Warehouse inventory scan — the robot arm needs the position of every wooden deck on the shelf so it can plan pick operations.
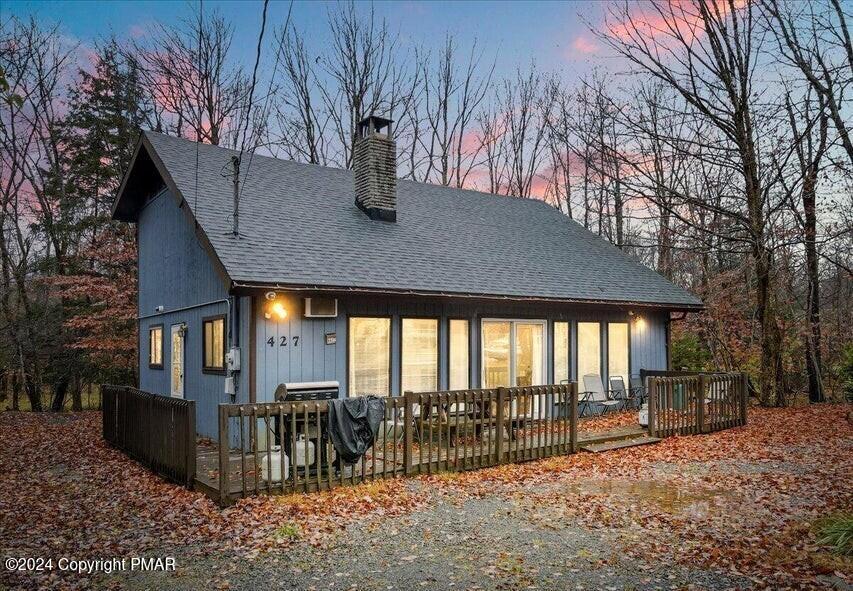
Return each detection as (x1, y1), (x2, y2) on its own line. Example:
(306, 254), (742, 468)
(194, 423), (650, 502)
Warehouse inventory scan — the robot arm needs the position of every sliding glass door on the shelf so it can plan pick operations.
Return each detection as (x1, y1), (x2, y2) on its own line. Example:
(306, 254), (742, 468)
(481, 320), (546, 389)
(482, 321), (511, 388)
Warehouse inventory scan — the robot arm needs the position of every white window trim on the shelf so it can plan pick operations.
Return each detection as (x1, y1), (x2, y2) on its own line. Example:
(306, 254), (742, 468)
(480, 318), (548, 388)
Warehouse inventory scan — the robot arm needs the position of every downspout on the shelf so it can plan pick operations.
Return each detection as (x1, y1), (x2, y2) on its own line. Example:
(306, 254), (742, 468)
(230, 295), (239, 403)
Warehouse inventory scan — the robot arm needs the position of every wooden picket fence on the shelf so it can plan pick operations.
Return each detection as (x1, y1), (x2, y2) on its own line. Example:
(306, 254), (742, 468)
(214, 383), (578, 506)
(101, 375), (751, 507)
(102, 385), (196, 486)
(646, 373), (748, 438)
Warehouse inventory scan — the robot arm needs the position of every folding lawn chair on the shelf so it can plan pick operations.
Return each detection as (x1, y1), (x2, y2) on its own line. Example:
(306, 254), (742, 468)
(581, 374), (623, 417)
(609, 376), (636, 410)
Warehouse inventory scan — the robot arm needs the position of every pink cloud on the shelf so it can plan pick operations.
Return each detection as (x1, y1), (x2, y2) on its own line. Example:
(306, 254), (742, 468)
(606, 0), (747, 48)
(129, 24), (148, 39)
(571, 35), (597, 55)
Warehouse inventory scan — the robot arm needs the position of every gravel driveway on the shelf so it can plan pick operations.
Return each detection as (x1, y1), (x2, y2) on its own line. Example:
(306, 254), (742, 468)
(114, 480), (749, 591)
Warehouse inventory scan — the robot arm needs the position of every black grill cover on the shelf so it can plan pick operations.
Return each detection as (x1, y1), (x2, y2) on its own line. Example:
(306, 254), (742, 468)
(327, 396), (386, 465)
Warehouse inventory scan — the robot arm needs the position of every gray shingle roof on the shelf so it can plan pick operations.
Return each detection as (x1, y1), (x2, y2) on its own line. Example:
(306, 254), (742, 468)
(124, 131), (701, 309)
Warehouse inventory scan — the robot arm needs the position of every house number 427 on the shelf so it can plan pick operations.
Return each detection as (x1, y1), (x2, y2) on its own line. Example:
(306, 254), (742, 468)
(267, 336), (299, 347)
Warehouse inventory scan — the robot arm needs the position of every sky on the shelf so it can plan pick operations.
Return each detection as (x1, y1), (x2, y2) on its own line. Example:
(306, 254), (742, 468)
(3, 0), (616, 84)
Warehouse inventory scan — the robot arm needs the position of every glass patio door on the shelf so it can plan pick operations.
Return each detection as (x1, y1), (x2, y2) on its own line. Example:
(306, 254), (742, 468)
(481, 319), (546, 392)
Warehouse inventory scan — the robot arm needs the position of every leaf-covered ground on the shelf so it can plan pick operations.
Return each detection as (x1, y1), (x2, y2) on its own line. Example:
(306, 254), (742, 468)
(0, 405), (850, 590)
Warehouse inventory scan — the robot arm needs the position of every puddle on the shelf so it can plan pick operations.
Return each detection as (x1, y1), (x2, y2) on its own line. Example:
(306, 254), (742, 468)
(562, 478), (726, 517)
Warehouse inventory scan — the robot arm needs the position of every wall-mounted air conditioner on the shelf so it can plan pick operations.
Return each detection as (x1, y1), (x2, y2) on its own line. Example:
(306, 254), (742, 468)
(304, 297), (338, 318)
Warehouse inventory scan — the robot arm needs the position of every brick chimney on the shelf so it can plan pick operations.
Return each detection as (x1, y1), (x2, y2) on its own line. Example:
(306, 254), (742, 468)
(354, 115), (396, 222)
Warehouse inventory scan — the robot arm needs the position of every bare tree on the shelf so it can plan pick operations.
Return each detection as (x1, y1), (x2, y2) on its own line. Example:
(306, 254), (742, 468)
(544, 81), (576, 217)
(319, 3), (411, 169)
(411, 35), (494, 187)
(132, 7), (248, 146)
(0, 17), (75, 410)
(777, 88), (830, 402)
(762, 0), (853, 167)
(479, 66), (555, 198)
(597, 0), (792, 405)
(272, 28), (331, 164)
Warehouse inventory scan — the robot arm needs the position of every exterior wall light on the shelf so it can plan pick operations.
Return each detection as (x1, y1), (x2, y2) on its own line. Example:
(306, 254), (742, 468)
(265, 300), (288, 321)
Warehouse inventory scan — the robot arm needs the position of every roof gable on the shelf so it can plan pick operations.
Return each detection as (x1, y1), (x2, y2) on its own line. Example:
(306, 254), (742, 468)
(113, 131), (702, 309)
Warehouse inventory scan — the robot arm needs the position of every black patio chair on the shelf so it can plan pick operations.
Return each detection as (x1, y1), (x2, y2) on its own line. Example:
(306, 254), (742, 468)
(630, 375), (647, 405)
(608, 376), (635, 410)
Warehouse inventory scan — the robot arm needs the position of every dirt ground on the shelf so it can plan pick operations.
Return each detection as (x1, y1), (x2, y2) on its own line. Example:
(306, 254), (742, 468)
(1, 405), (850, 590)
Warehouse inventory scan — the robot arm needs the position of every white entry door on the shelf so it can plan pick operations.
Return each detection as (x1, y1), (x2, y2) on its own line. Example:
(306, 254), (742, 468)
(170, 324), (185, 398)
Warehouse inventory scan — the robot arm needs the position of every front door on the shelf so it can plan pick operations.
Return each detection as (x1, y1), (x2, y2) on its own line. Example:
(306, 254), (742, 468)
(170, 324), (185, 398)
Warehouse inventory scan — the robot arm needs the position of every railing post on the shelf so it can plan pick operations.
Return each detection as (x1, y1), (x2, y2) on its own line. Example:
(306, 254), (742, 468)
(647, 377), (657, 438)
(495, 388), (507, 464)
(403, 391), (414, 476)
(218, 404), (230, 507)
(186, 400), (196, 487)
(740, 372), (749, 425)
(698, 374), (707, 434)
(569, 382), (578, 453)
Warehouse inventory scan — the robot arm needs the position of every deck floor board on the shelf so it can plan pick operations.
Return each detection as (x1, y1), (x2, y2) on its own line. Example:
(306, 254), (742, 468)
(194, 423), (650, 502)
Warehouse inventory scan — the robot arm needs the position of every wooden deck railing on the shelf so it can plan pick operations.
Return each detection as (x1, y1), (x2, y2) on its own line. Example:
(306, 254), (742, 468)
(102, 385), (196, 486)
(216, 383), (578, 506)
(647, 372), (748, 438)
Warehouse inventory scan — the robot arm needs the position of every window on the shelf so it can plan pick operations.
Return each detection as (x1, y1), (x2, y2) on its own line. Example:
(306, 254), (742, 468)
(401, 318), (439, 393)
(481, 320), (546, 388)
(348, 317), (391, 396)
(448, 319), (469, 390)
(149, 325), (163, 368)
(202, 316), (226, 372)
(553, 321), (569, 384)
(608, 322), (630, 388)
(577, 321), (601, 380)
(482, 321), (510, 388)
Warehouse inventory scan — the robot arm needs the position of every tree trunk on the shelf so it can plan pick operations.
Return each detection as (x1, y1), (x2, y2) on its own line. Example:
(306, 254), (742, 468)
(72, 376), (83, 412)
(657, 202), (673, 280)
(51, 379), (69, 412)
(743, 130), (784, 407)
(802, 172), (824, 403)
(11, 372), (20, 411)
(25, 378), (42, 412)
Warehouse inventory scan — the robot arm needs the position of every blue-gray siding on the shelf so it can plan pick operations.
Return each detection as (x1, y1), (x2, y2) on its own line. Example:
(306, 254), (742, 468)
(137, 189), (250, 437)
(253, 294), (669, 402)
(135, 190), (669, 440)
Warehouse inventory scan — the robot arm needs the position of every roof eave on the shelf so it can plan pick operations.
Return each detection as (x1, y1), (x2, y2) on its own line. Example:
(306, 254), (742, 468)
(230, 280), (704, 312)
(111, 134), (147, 221)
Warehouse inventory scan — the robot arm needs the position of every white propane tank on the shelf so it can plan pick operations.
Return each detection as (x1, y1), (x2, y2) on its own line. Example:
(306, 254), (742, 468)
(260, 446), (289, 483)
(638, 403), (649, 427)
(294, 435), (315, 467)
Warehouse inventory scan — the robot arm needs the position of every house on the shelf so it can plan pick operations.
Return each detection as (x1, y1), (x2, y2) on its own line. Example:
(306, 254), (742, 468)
(112, 116), (702, 440)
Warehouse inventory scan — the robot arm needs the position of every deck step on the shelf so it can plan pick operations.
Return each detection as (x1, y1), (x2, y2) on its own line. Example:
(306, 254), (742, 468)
(580, 436), (661, 453)
(577, 425), (648, 446)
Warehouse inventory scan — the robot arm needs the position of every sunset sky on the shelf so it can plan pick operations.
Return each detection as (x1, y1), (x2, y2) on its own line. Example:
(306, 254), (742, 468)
(4, 1), (614, 83)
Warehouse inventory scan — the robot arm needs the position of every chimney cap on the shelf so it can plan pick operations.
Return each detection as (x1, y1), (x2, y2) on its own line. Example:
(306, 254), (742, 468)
(358, 115), (393, 138)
